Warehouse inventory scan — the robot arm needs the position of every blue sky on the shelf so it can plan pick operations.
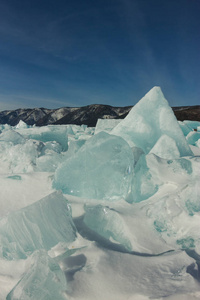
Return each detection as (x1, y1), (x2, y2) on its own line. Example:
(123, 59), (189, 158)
(0, 0), (199, 111)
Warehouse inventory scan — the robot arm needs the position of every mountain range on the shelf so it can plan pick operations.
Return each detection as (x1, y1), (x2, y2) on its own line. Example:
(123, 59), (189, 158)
(0, 104), (199, 127)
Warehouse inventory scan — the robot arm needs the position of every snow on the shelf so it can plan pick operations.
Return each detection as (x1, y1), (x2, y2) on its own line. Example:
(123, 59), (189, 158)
(0, 86), (200, 300)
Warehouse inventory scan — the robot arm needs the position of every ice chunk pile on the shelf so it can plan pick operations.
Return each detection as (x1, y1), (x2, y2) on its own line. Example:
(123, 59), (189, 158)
(178, 121), (192, 136)
(0, 123), (91, 173)
(0, 86), (200, 300)
(186, 130), (200, 146)
(129, 153), (194, 203)
(183, 120), (200, 131)
(0, 128), (26, 145)
(15, 125), (69, 151)
(146, 178), (200, 251)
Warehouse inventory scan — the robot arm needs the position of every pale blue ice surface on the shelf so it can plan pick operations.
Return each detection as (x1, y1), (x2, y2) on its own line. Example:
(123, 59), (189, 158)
(53, 131), (134, 201)
(112, 87), (192, 158)
(0, 87), (200, 299)
(6, 250), (67, 300)
(0, 192), (76, 260)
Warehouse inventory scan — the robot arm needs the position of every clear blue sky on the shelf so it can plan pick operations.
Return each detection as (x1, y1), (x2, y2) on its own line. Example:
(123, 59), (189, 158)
(0, 0), (199, 111)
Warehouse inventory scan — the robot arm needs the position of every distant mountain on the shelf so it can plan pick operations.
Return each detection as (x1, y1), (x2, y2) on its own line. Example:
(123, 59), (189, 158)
(0, 104), (199, 127)
(172, 105), (200, 122)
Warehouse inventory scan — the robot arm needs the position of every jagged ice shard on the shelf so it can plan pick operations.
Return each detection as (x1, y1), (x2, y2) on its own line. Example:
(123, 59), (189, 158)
(83, 205), (133, 251)
(0, 192), (76, 260)
(6, 250), (67, 300)
(53, 131), (134, 200)
(0, 86), (200, 300)
(111, 87), (192, 158)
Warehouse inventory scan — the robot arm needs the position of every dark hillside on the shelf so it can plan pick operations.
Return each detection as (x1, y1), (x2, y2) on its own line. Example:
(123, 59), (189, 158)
(0, 105), (199, 127)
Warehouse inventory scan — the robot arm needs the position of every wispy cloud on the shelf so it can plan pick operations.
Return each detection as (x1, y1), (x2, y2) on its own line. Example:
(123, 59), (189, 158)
(0, 0), (198, 109)
(0, 1), (102, 62)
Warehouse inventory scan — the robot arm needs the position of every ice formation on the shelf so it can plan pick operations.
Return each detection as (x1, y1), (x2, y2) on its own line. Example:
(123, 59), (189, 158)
(0, 87), (200, 300)
(178, 121), (192, 136)
(83, 204), (133, 251)
(0, 192), (76, 260)
(95, 118), (121, 134)
(53, 131), (134, 200)
(15, 125), (69, 151)
(186, 131), (200, 146)
(6, 250), (67, 300)
(111, 87), (193, 158)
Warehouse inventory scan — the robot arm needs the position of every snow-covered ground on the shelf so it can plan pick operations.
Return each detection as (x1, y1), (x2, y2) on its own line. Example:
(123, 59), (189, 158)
(0, 87), (200, 300)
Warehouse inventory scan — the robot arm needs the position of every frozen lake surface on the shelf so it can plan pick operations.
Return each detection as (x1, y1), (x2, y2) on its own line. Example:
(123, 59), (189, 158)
(0, 87), (200, 300)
